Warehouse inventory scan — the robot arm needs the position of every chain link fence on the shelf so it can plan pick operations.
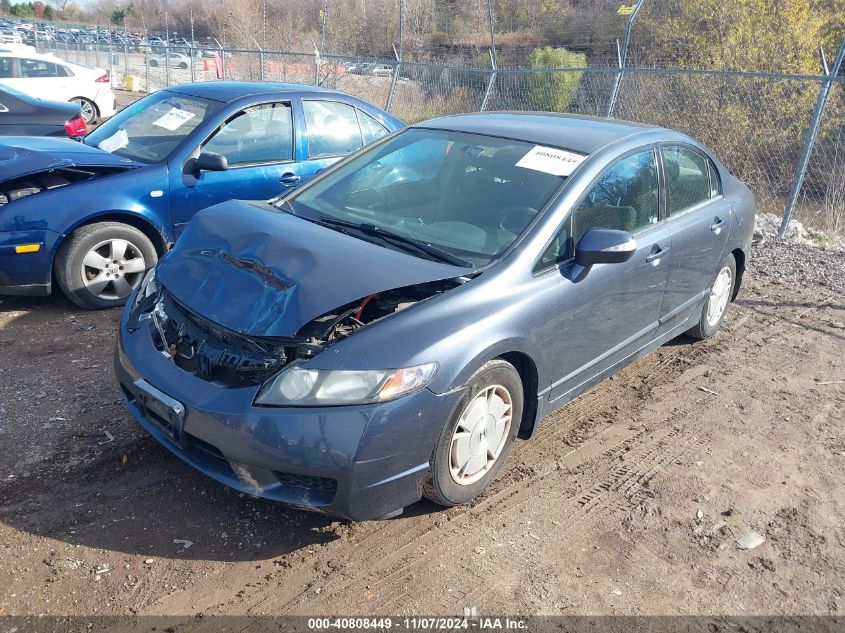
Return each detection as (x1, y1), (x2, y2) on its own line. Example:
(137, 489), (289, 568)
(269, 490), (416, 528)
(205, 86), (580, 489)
(29, 0), (845, 237)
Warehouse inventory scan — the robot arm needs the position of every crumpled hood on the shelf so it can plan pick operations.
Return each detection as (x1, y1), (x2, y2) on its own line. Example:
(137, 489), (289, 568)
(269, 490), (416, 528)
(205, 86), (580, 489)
(157, 201), (472, 338)
(0, 137), (141, 177)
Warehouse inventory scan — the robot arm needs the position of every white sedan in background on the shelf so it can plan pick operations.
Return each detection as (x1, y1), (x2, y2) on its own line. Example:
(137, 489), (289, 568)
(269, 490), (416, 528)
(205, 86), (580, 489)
(0, 50), (116, 123)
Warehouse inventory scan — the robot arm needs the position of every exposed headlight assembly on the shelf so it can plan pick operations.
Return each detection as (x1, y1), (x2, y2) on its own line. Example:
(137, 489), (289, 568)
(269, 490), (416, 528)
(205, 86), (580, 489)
(134, 267), (158, 305)
(255, 363), (437, 407)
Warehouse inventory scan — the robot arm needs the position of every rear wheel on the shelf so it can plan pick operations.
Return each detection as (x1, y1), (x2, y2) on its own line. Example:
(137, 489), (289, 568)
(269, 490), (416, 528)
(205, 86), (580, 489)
(178, 61), (188, 69)
(148, 59), (158, 67)
(423, 359), (522, 507)
(687, 253), (736, 340)
(55, 222), (157, 310)
(70, 97), (97, 124)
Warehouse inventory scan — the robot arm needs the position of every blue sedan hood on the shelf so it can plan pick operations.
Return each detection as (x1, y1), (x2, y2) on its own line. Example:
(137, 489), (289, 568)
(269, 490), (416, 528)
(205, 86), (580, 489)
(157, 201), (471, 338)
(0, 137), (141, 175)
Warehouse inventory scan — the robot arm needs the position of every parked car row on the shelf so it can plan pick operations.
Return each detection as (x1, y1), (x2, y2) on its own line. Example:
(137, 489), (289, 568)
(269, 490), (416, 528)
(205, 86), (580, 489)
(1, 18), (222, 58)
(0, 79), (755, 521)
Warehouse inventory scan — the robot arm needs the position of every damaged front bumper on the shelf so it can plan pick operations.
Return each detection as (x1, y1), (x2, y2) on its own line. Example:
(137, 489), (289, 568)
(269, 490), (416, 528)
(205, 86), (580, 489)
(115, 304), (463, 520)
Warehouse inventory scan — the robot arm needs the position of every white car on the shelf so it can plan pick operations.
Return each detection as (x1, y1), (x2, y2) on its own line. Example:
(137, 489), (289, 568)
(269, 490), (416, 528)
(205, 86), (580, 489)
(0, 29), (23, 45)
(0, 51), (116, 123)
(371, 63), (394, 77)
(145, 50), (192, 69)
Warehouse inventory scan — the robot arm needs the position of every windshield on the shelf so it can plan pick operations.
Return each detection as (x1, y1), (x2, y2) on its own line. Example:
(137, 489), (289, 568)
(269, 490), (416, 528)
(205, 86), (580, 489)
(84, 90), (221, 163)
(282, 128), (574, 266)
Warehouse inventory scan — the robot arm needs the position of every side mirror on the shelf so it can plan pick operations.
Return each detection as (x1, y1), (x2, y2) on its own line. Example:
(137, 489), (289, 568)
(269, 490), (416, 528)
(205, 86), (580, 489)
(569, 228), (636, 282)
(186, 151), (228, 176)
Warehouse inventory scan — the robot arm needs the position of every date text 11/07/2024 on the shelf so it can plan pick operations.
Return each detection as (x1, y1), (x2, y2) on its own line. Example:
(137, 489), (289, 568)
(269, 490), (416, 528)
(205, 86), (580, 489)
(307, 617), (529, 630)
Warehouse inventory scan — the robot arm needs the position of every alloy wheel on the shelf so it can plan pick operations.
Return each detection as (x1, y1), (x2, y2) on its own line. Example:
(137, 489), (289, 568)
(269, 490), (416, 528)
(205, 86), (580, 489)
(80, 238), (147, 300)
(71, 98), (96, 123)
(449, 384), (513, 486)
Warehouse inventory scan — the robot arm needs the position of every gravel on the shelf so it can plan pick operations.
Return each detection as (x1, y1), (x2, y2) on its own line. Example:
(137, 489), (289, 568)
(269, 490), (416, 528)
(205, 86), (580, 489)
(751, 213), (845, 294)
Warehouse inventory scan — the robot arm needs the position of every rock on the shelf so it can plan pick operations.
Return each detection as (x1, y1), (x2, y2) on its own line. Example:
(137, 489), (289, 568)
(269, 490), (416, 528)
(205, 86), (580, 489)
(143, 558), (154, 565)
(696, 510), (704, 520)
(736, 531), (766, 550)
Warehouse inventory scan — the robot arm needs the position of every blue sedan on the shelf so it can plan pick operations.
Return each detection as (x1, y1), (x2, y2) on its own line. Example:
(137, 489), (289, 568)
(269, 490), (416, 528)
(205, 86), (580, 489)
(0, 81), (403, 308)
(116, 112), (755, 520)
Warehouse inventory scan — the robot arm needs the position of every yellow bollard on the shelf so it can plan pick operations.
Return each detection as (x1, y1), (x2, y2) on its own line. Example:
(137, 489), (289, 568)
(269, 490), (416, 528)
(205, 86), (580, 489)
(125, 75), (140, 92)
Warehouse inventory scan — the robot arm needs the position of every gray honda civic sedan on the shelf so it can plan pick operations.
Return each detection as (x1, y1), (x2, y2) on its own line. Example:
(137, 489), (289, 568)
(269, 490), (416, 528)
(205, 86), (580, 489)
(116, 112), (755, 520)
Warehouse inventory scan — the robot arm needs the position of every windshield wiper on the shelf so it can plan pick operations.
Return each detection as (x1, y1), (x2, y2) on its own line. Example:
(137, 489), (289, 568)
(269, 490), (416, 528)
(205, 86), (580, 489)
(316, 216), (472, 267)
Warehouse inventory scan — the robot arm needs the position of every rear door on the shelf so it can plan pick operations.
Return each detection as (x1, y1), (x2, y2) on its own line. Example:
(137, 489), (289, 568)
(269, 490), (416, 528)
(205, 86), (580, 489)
(297, 98), (390, 182)
(658, 144), (732, 331)
(169, 100), (307, 235)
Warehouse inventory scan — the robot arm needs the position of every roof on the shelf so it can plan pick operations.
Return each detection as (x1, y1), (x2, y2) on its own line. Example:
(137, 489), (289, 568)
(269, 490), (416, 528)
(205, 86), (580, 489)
(414, 112), (664, 155)
(166, 81), (335, 102)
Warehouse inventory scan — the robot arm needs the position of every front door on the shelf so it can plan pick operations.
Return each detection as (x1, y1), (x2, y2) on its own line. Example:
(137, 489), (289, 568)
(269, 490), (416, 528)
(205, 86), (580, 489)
(658, 144), (732, 330)
(168, 101), (306, 236)
(538, 148), (673, 402)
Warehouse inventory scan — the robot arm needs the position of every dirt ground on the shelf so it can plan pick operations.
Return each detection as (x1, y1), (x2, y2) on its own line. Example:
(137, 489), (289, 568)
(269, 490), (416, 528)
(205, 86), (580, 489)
(0, 229), (843, 618)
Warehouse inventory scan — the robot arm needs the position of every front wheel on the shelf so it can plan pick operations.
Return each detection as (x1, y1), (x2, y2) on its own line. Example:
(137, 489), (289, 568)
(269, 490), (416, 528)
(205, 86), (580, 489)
(687, 253), (736, 340)
(55, 222), (158, 310)
(423, 359), (523, 507)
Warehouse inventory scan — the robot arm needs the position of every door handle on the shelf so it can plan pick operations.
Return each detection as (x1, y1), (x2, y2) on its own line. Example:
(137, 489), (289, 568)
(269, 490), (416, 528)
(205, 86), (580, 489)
(710, 217), (726, 232)
(279, 173), (301, 185)
(645, 245), (669, 264)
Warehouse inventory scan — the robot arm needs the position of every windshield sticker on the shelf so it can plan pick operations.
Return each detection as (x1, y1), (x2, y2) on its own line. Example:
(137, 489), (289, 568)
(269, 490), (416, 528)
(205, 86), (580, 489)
(152, 107), (196, 131)
(516, 145), (585, 177)
(97, 128), (129, 153)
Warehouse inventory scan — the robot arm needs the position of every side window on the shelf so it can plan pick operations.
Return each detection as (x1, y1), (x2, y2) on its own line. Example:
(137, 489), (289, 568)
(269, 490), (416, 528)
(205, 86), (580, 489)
(535, 150), (658, 271)
(203, 102), (293, 166)
(19, 59), (62, 78)
(0, 58), (13, 78)
(357, 109), (390, 144)
(661, 145), (713, 216)
(303, 100), (363, 157)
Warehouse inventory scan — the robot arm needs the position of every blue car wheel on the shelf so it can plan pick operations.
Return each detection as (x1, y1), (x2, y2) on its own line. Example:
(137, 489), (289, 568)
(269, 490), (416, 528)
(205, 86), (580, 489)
(55, 222), (157, 310)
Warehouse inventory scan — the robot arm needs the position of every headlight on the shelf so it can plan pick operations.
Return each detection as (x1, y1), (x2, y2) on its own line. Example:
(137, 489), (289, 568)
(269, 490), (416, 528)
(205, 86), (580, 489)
(134, 267), (157, 305)
(254, 363), (437, 407)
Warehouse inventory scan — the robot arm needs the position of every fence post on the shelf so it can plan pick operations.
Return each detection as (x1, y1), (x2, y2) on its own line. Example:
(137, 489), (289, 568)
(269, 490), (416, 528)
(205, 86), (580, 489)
(606, 0), (645, 118)
(480, 0), (498, 111)
(779, 37), (845, 237)
(385, 0), (404, 112)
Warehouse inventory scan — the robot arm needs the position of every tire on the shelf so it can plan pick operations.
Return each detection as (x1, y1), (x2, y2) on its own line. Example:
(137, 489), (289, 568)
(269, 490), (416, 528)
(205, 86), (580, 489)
(178, 62), (188, 69)
(55, 222), (158, 310)
(423, 359), (523, 507)
(687, 253), (736, 340)
(70, 97), (98, 124)
(149, 59), (158, 67)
